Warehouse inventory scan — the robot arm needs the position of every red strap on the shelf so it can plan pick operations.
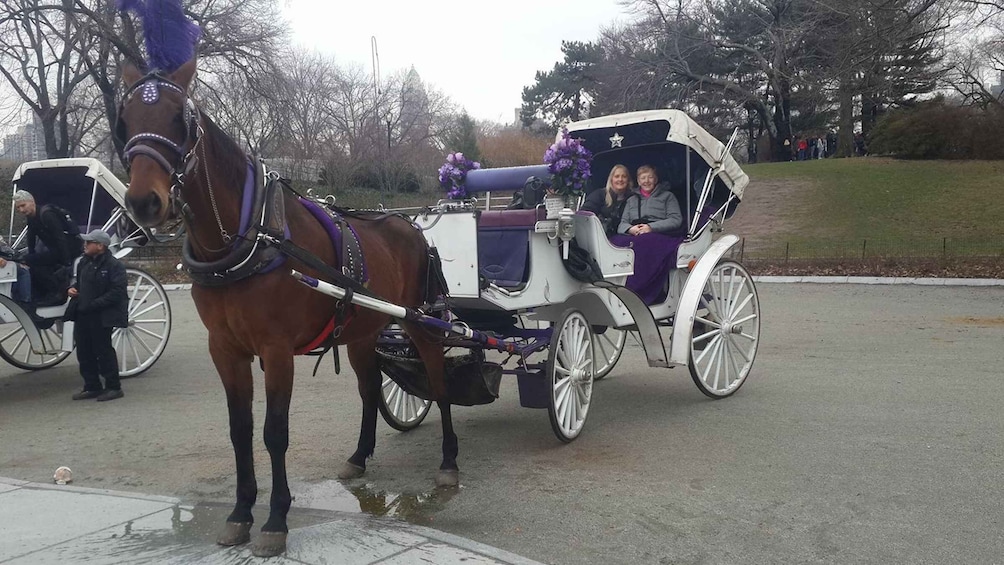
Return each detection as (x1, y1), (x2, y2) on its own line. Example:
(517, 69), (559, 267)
(294, 317), (336, 356)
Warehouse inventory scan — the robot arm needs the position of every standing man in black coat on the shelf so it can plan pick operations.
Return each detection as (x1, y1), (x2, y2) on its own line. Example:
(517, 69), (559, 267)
(68, 230), (128, 402)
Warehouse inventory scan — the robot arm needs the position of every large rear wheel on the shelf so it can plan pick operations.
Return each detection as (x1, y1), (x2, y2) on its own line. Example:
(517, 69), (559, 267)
(592, 327), (627, 381)
(688, 260), (760, 398)
(114, 268), (172, 377)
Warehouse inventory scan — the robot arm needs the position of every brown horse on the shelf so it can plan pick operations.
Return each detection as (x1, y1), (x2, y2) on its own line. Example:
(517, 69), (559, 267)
(118, 59), (456, 557)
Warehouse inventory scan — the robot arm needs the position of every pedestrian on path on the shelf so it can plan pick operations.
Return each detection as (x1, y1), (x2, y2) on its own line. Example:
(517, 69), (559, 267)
(67, 230), (128, 402)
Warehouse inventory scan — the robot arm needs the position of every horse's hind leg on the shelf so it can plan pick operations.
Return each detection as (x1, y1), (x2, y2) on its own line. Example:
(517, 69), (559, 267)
(401, 324), (458, 487)
(210, 343), (256, 547)
(338, 338), (382, 480)
(253, 348), (296, 557)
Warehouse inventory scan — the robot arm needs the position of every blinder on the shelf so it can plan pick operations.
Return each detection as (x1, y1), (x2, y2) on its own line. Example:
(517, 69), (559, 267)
(116, 72), (200, 180)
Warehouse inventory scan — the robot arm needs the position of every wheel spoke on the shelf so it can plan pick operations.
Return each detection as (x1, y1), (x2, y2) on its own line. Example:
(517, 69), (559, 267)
(693, 327), (718, 345)
(694, 333), (722, 366)
(130, 301), (164, 319)
(0, 326), (23, 344)
(729, 293), (755, 320)
(129, 287), (156, 315)
(132, 325), (165, 341)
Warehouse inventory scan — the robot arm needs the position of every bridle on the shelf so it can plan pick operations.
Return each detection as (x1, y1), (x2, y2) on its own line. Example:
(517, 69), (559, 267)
(116, 71), (232, 249)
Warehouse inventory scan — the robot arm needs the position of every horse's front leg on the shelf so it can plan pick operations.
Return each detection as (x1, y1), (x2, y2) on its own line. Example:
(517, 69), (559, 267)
(210, 341), (256, 548)
(337, 340), (381, 480)
(252, 347), (296, 557)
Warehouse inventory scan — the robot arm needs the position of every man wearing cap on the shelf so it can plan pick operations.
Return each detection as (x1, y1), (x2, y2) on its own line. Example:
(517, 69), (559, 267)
(67, 230), (128, 401)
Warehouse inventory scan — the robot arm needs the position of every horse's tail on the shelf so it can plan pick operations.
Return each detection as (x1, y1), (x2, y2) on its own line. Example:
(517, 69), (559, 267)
(424, 245), (449, 308)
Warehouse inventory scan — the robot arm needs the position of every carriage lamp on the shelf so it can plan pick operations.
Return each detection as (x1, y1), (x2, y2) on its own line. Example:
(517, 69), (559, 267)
(557, 207), (576, 259)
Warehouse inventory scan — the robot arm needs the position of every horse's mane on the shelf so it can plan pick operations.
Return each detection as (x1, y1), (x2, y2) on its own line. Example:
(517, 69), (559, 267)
(119, 0), (200, 72)
(200, 114), (247, 184)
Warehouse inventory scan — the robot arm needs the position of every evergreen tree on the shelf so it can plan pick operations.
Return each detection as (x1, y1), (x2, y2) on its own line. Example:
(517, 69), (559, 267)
(444, 112), (481, 163)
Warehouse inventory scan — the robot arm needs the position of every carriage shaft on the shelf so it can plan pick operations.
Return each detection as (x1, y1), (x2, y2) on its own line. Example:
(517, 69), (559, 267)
(291, 270), (517, 354)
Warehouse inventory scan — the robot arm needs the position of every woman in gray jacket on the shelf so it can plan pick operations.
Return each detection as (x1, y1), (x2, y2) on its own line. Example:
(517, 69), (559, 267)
(618, 165), (683, 235)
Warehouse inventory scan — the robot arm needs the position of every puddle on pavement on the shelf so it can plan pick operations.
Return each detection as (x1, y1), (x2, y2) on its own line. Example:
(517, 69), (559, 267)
(289, 479), (459, 525)
(44, 483), (457, 562)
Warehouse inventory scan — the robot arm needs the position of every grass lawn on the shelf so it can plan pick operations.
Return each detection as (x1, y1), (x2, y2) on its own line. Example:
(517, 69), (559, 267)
(745, 158), (1004, 241)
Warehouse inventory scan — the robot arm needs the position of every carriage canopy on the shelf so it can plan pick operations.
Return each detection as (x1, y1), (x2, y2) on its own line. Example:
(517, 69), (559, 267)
(10, 158), (126, 238)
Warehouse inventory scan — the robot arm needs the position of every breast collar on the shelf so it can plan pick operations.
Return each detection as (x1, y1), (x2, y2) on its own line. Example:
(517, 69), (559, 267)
(180, 158), (289, 286)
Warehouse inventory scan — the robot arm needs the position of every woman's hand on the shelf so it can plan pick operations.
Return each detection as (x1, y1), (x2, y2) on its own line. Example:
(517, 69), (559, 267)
(68, 287), (78, 298)
(630, 224), (652, 235)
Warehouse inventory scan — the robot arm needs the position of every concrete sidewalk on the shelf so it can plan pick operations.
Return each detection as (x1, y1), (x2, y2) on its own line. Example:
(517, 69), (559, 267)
(0, 477), (543, 565)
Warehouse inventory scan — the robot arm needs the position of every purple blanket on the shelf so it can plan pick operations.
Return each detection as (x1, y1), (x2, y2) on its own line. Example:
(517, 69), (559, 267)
(609, 232), (684, 304)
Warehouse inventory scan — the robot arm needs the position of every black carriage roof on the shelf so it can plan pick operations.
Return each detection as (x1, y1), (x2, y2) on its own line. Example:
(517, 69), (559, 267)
(11, 158), (125, 230)
(566, 110), (749, 199)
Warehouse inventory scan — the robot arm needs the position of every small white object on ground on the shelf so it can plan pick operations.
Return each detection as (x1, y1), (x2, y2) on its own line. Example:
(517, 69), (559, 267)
(53, 466), (72, 485)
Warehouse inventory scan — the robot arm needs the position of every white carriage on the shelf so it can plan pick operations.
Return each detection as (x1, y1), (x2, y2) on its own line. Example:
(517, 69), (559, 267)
(297, 110), (761, 442)
(0, 158), (174, 375)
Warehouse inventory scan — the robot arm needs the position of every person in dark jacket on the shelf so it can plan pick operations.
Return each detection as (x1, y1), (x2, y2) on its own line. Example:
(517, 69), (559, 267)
(13, 190), (81, 306)
(67, 230), (128, 402)
(581, 164), (633, 236)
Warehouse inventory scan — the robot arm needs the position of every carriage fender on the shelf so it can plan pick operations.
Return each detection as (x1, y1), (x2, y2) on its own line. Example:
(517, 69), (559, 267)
(668, 234), (740, 366)
(0, 294), (46, 353)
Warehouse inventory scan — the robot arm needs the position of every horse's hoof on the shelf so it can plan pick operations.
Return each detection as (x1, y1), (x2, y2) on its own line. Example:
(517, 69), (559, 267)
(216, 521), (252, 546)
(435, 469), (459, 487)
(251, 531), (287, 557)
(337, 461), (365, 480)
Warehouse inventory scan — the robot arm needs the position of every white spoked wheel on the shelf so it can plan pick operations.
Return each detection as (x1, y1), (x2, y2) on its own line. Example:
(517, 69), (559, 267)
(378, 375), (432, 432)
(114, 268), (172, 378)
(689, 260), (760, 398)
(547, 309), (595, 443)
(592, 328), (627, 381)
(0, 317), (71, 370)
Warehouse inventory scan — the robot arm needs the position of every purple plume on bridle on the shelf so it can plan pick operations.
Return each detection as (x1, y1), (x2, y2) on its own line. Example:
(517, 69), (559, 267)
(118, 0), (200, 72)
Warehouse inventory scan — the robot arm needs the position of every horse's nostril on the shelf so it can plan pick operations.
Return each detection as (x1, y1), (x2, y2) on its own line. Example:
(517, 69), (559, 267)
(145, 191), (162, 217)
(127, 191), (163, 224)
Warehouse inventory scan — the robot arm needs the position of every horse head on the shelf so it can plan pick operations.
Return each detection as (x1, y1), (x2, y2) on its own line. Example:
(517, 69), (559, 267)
(119, 59), (199, 227)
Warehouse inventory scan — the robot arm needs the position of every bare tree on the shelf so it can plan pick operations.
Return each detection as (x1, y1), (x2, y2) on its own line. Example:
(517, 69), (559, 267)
(0, 0), (289, 160)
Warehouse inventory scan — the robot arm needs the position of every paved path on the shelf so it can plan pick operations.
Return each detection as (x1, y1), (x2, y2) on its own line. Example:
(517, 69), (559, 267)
(0, 476), (542, 565)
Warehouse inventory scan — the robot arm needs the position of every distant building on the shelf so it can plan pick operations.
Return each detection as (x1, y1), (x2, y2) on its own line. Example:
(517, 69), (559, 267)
(992, 71), (1004, 99)
(1, 114), (46, 162)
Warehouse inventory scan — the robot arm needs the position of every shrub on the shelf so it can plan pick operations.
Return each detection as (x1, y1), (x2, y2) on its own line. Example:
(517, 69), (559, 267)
(870, 99), (1004, 160)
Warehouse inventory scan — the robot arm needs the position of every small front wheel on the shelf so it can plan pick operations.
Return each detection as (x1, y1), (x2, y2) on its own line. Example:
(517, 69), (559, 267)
(378, 375), (432, 432)
(547, 309), (595, 442)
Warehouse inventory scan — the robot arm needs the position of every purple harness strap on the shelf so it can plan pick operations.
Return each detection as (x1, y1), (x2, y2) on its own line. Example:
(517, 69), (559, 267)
(298, 198), (368, 283)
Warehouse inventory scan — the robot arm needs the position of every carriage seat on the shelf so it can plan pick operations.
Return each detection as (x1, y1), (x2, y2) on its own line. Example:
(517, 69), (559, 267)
(477, 209), (545, 289)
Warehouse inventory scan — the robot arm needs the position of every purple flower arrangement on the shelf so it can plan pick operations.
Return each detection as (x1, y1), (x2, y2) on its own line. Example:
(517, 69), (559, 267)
(438, 152), (481, 199)
(544, 128), (593, 198)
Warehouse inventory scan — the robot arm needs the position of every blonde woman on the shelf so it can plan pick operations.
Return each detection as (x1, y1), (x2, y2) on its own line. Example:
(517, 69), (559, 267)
(581, 164), (633, 235)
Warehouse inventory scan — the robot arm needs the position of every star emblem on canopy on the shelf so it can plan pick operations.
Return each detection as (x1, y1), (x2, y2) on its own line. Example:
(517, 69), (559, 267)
(609, 133), (624, 148)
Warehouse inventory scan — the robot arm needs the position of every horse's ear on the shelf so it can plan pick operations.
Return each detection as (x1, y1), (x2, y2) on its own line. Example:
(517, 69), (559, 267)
(172, 58), (198, 92)
(122, 63), (143, 88)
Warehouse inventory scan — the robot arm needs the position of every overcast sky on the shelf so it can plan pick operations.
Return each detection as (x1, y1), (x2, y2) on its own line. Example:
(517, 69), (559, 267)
(283, 0), (631, 124)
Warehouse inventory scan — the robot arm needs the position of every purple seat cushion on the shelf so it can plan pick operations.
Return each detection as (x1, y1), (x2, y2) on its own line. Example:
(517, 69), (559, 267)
(478, 229), (529, 287)
(480, 209), (543, 229)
